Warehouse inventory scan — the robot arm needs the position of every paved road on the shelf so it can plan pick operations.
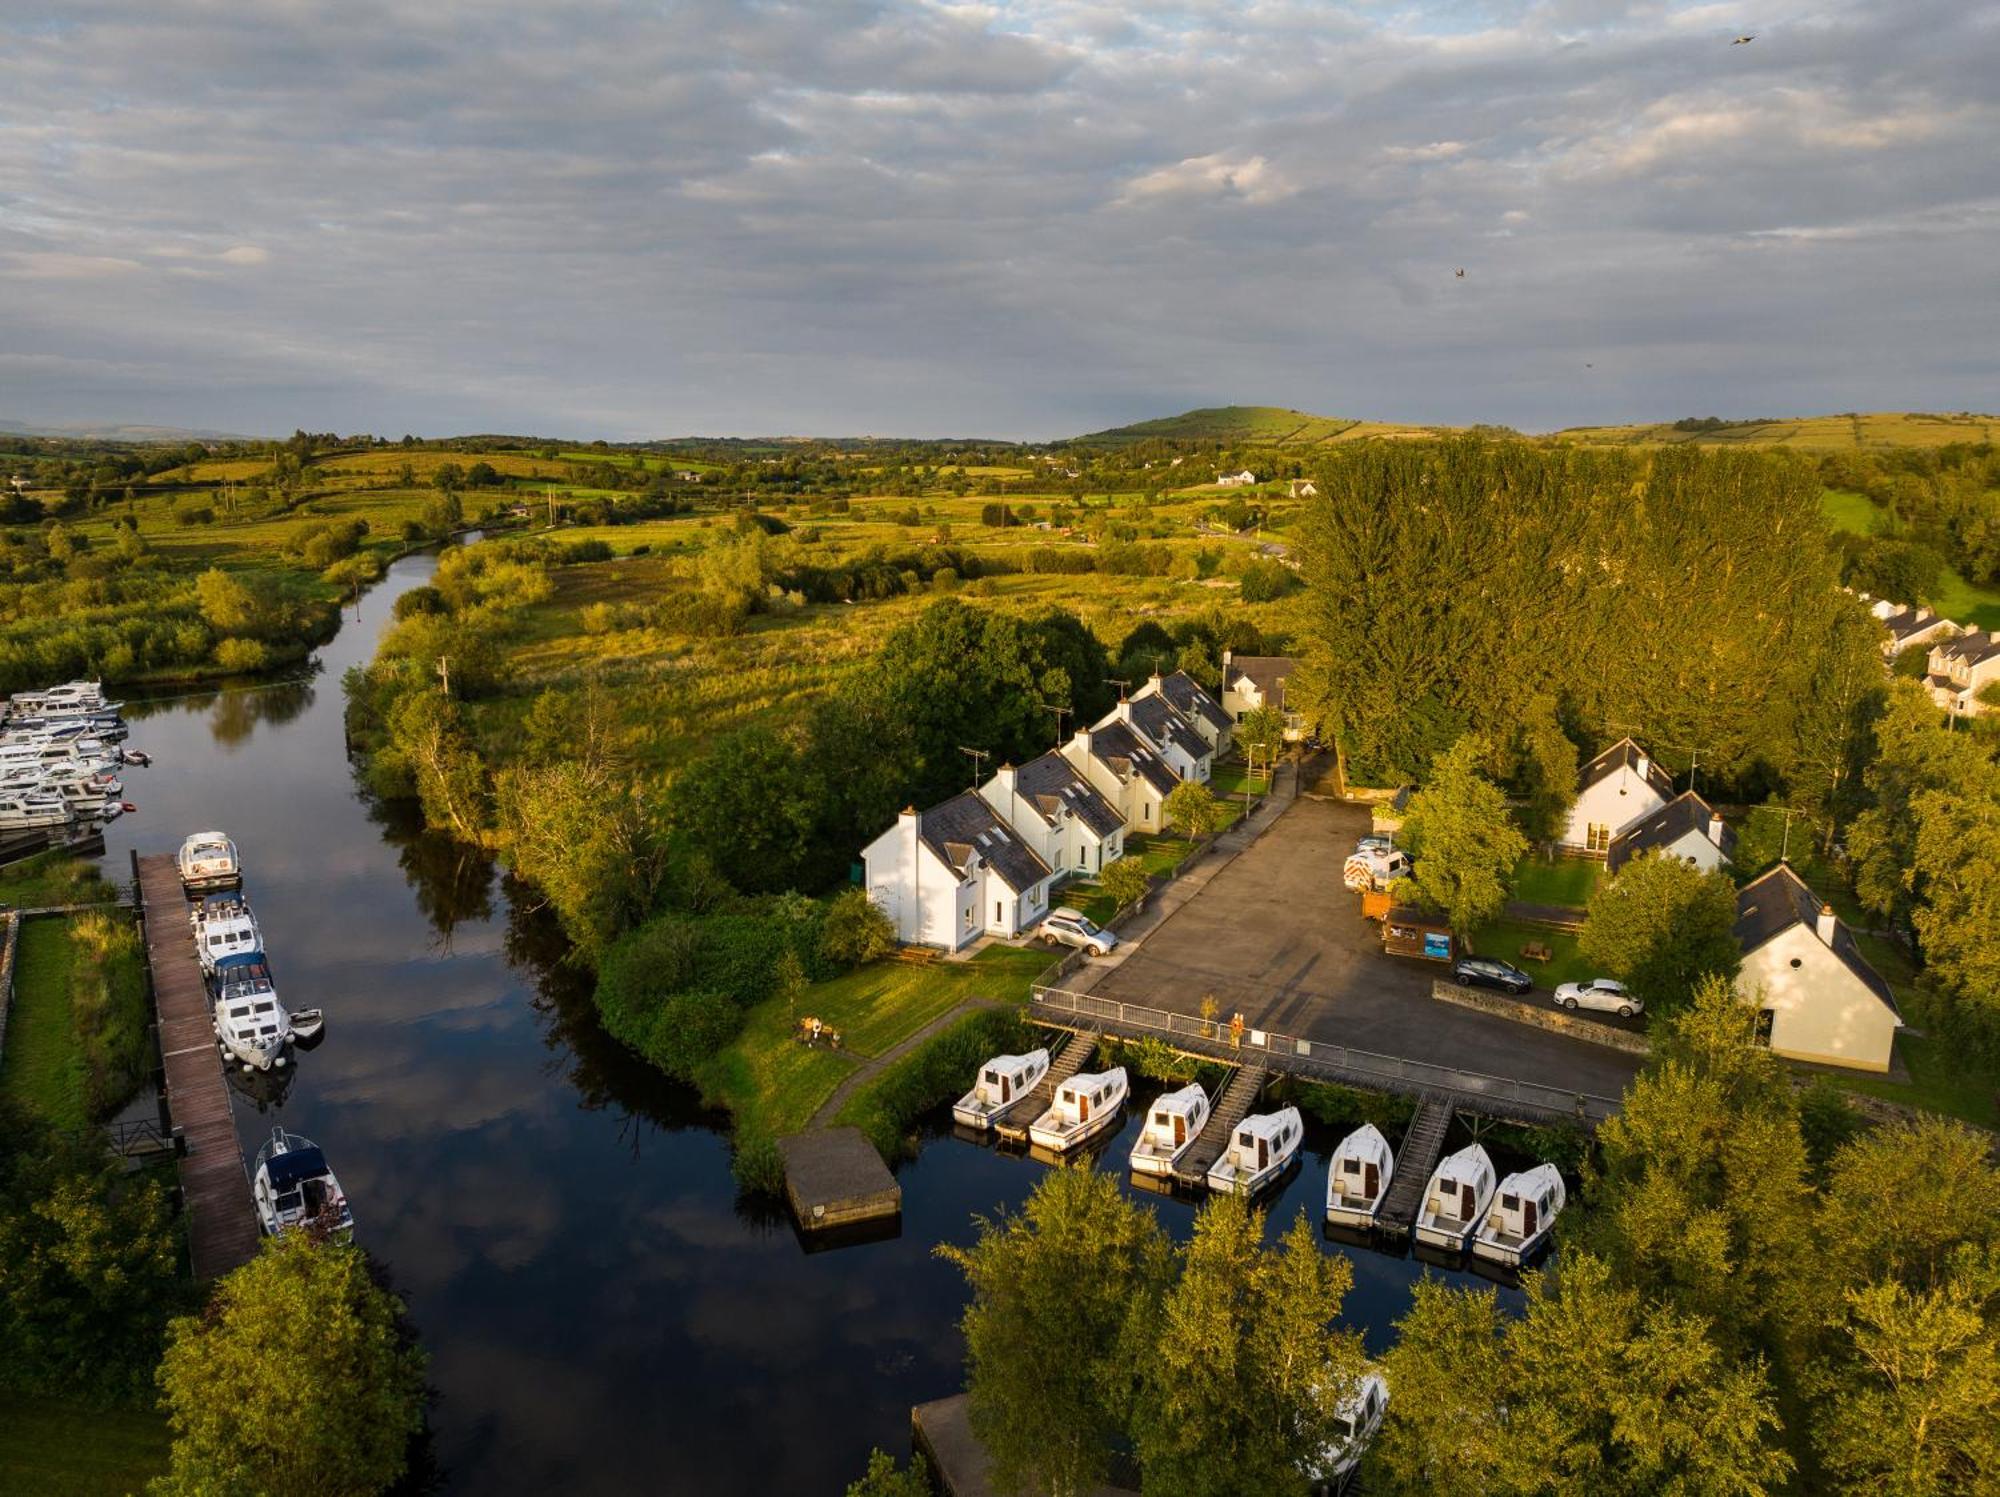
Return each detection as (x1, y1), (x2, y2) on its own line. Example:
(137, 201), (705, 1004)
(1074, 794), (1642, 1101)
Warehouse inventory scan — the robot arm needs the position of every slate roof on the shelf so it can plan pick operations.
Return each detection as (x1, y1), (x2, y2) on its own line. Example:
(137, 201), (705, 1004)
(920, 792), (1052, 894)
(1086, 720), (1180, 797)
(1934, 630), (2000, 668)
(1224, 655), (1298, 709)
(1124, 695), (1210, 765)
(1734, 865), (1900, 1019)
(1606, 791), (1737, 874)
(1577, 737), (1677, 801)
(1882, 607), (1956, 646)
(1154, 671), (1232, 734)
(1012, 751), (1123, 839)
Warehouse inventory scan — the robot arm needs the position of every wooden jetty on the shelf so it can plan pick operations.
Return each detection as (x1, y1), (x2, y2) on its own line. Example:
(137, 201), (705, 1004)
(779, 1126), (900, 1234)
(913, 1394), (1139, 1497)
(136, 853), (260, 1279)
(1170, 1063), (1268, 1189)
(1375, 1097), (1452, 1240)
(990, 1028), (1097, 1143)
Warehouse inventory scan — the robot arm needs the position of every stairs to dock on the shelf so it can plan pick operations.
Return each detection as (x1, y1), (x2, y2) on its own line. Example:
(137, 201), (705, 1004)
(1171, 1063), (1269, 1188)
(992, 1028), (1098, 1142)
(1377, 1096), (1453, 1237)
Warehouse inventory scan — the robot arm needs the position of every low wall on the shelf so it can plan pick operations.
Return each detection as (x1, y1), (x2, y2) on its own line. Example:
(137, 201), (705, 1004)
(1429, 979), (1652, 1058)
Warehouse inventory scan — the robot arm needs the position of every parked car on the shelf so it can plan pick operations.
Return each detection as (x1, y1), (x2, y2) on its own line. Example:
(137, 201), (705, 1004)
(1039, 908), (1117, 956)
(1453, 956), (1533, 995)
(1553, 978), (1641, 1017)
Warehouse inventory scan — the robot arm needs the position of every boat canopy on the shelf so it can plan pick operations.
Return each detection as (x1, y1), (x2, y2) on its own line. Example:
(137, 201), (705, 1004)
(266, 1146), (329, 1191)
(212, 951), (270, 974)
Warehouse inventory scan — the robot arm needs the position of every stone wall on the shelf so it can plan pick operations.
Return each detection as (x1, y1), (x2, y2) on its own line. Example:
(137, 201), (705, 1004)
(1430, 978), (1652, 1057)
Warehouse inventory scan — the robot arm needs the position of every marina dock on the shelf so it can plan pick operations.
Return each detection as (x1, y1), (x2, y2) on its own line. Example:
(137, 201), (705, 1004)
(1374, 1097), (1451, 1239)
(1169, 1063), (1268, 1189)
(136, 852), (260, 1279)
(778, 1126), (900, 1233)
(990, 1028), (1096, 1142)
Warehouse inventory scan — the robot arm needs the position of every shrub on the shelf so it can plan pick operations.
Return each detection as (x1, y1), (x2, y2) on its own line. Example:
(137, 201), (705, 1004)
(1238, 559), (1297, 602)
(214, 637), (270, 673)
(68, 911), (151, 1120)
(647, 990), (747, 1079)
(392, 585), (447, 620)
(1100, 857), (1151, 910)
(844, 1007), (1032, 1156)
(731, 1132), (786, 1197)
(1282, 1079), (1416, 1132)
(818, 889), (896, 971)
(172, 502), (214, 527)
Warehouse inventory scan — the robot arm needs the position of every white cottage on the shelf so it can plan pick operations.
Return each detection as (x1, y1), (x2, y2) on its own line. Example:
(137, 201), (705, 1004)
(1734, 865), (1900, 1073)
(1104, 695), (1213, 785)
(979, 751), (1126, 879)
(1561, 738), (1677, 855)
(1880, 605), (1960, 662)
(1926, 630), (2000, 718)
(1606, 791), (1735, 876)
(861, 792), (1056, 952)
(1059, 722), (1181, 834)
(1219, 650), (1306, 740)
(1132, 670), (1233, 754)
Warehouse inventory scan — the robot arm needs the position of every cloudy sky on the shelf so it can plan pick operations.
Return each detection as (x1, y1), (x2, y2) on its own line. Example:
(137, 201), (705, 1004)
(1, 0), (1994, 439)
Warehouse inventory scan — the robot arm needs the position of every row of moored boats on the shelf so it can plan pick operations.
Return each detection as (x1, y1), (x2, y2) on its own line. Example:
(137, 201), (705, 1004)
(956, 1049), (1566, 1266)
(0, 679), (146, 832)
(176, 829), (351, 1243)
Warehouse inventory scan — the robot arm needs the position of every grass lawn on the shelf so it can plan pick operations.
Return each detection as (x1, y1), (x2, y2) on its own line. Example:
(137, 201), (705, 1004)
(1819, 488), (1884, 536)
(1511, 855), (1599, 908)
(1125, 833), (1198, 878)
(0, 849), (118, 909)
(0, 918), (86, 1128)
(1466, 918), (1593, 989)
(1833, 1032), (2000, 1131)
(1211, 765), (1271, 799)
(0, 1396), (170, 1497)
(700, 944), (1052, 1139)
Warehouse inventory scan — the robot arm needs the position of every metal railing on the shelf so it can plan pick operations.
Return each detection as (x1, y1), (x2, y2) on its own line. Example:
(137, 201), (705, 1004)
(1031, 985), (1621, 1125)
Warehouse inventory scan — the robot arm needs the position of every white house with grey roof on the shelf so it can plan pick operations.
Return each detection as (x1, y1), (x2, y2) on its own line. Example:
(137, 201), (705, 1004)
(1606, 790), (1736, 876)
(1561, 737), (1678, 855)
(1879, 605), (1960, 662)
(1103, 696), (1213, 784)
(1734, 864), (1900, 1072)
(1925, 630), (2000, 717)
(1220, 650), (1306, 740)
(1133, 670), (1234, 754)
(979, 752), (1126, 878)
(1060, 720), (1181, 834)
(861, 792), (1056, 952)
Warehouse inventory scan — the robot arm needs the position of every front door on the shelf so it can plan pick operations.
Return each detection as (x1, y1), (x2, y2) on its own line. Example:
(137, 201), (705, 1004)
(1363, 1162), (1378, 1196)
(1523, 1199), (1538, 1235)
(1257, 1138), (1269, 1170)
(1078, 1094), (1090, 1123)
(1173, 1115), (1186, 1147)
(1460, 1183), (1475, 1219)
(998, 1077), (1010, 1103)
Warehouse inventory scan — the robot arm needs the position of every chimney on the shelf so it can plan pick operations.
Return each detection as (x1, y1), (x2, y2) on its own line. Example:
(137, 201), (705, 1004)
(1149, 671), (1164, 691)
(1222, 648), (1233, 680)
(1634, 750), (1650, 780)
(1817, 902), (1838, 946)
(1708, 811), (1725, 846)
(993, 763), (1016, 799)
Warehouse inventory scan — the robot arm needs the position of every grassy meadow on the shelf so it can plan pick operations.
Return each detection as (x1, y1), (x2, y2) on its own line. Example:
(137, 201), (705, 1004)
(0, 917), (87, 1129)
(1817, 485), (2000, 628)
(1559, 411), (2000, 450)
(0, 1396), (171, 1497)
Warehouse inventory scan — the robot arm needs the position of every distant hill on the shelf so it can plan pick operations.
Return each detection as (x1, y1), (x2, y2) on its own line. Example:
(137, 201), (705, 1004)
(1553, 412), (2000, 452)
(1074, 405), (1437, 446)
(0, 419), (258, 443)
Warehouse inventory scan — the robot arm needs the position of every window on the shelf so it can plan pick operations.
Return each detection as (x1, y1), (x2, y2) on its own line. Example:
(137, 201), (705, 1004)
(994, 900), (1003, 924)
(964, 906), (975, 931)
(1586, 822), (1610, 852)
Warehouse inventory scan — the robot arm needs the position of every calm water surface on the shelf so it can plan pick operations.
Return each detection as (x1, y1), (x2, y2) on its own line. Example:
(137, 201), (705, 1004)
(98, 548), (1517, 1495)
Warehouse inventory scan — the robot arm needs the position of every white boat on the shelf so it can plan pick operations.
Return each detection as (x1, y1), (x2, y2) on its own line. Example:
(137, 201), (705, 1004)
(178, 830), (240, 889)
(8, 681), (111, 717)
(5, 768), (122, 818)
(1207, 1105), (1304, 1196)
(253, 1127), (353, 1239)
(1307, 1372), (1389, 1490)
(1413, 1143), (1498, 1251)
(1128, 1082), (1211, 1177)
(1325, 1123), (1396, 1228)
(288, 1007), (326, 1045)
(1026, 1067), (1128, 1152)
(1472, 1164), (1567, 1266)
(191, 895), (263, 975)
(210, 953), (289, 1071)
(952, 1048), (1049, 1129)
(0, 791), (75, 830)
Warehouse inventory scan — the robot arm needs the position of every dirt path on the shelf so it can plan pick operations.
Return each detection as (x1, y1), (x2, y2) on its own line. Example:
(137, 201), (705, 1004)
(805, 995), (1000, 1130)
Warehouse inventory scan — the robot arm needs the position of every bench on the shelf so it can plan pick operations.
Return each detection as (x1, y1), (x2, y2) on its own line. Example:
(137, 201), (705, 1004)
(1519, 941), (1553, 964)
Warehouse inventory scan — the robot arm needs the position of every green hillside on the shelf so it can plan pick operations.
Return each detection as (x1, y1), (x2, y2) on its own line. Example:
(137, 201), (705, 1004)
(1076, 405), (1425, 446)
(1558, 411), (2000, 451)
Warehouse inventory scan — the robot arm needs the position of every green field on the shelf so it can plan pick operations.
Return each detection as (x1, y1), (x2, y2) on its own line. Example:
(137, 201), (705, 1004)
(0, 917), (86, 1128)
(0, 1397), (170, 1497)
(0, 848), (118, 909)
(1078, 405), (1427, 446)
(1816, 487), (2000, 628)
(1562, 411), (2000, 451)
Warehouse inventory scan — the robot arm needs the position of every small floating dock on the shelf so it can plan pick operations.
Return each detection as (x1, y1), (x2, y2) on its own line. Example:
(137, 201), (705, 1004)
(913, 1394), (1139, 1497)
(778, 1126), (900, 1233)
(137, 853), (260, 1279)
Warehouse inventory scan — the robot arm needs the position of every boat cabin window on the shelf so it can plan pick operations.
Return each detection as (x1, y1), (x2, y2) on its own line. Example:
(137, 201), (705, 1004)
(1342, 1159), (1362, 1176)
(1238, 1130), (1253, 1147)
(1154, 1112), (1170, 1126)
(1334, 1414), (1356, 1439)
(1502, 1193), (1520, 1211)
(984, 1070), (1000, 1085)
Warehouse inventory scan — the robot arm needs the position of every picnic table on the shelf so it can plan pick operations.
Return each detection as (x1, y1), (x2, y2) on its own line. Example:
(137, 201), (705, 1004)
(1520, 940), (1553, 964)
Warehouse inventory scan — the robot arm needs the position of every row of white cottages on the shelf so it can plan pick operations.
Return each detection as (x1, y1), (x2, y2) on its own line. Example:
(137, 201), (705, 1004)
(861, 671), (1235, 952)
(1859, 594), (2000, 718)
(1561, 736), (1901, 1073)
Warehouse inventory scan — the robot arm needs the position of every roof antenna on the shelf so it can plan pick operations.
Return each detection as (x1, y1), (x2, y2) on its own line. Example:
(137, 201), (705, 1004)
(959, 745), (989, 789)
(1037, 701), (1070, 747)
(1106, 677), (1130, 702)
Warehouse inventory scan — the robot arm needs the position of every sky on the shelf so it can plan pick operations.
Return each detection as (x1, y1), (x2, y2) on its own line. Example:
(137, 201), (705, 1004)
(0, 0), (1994, 441)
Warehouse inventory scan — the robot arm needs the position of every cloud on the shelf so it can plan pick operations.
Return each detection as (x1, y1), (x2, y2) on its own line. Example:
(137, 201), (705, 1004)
(0, 0), (1991, 436)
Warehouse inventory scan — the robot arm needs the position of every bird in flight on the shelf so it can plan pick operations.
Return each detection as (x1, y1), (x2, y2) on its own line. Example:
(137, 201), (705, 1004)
(1732, 34), (1755, 44)
(1455, 268), (1466, 278)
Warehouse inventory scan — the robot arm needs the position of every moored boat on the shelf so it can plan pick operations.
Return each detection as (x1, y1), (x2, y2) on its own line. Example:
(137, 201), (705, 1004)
(953, 1048), (1050, 1129)
(1026, 1067), (1128, 1152)
(1128, 1082), (1210, 1178)
(191, 894), (263, 975)
(1324, 1122), (1396, 1228)
(210, 952), (288, 1072)
(1471, 1163), (1566, 1266)
(1206, 1105), (1304, 1197)
(178, 829), (240, 890)
(1307, 1372), (1389, 1492)
(253, 1127), (353, 1239)
(1413, 1143), (1497, 1251)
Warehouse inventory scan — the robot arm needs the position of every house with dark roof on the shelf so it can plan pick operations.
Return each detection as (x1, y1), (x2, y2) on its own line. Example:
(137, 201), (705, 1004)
(860, 792), (1056, 952)
(979, 752), (1126, 878)
(1104, 695), (1213, 784)
(1560, 737), (1678, 855)
(1606, 791), (1736, 876)
(1880, 604), (1960, 661)
(1219, 649), (1306, 740)
(1734, 865), (1900, 1073)
(1133, 670), (1233, 754)
(1059, 720), (1181, 834)
(1925, 629), (2000, 717)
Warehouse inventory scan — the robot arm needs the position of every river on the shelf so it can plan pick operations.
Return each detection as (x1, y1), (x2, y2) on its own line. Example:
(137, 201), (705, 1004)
(97, 545), (1519, 1494)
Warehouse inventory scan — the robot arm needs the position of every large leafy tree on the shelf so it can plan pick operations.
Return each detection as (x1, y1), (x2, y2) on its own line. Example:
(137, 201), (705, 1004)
(153, 1236), (427, 1497)
(1163, 781), (1222, 839)
(1236, 704), (1286, 778)
(1579, 853), (1741, 1012)
(1399, 735), (1527, 936)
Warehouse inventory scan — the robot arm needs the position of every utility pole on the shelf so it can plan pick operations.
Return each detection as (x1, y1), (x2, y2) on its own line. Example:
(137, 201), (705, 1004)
(1775, 805), (1814, 864)
(958, 745), (989, 790)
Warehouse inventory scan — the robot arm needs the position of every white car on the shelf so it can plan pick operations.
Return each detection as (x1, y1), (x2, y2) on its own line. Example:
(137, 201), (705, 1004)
(1553, 978), (1641, 1018)
(1039, 908), (1117, 956)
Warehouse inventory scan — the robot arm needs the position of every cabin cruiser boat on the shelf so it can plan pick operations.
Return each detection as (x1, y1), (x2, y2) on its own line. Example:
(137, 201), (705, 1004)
(1206, 1106), (1304, 1196)
(1325, 1123), (1396, 1228)
(1128, 1083), (1211, 1177)
(253, 1127), (353, 1239)
(0, 790), (75, 831)
(5, 768), (123, 819)
(1307, 1373), (1389, 1492)
(210, 953), (289, 1071)
(953, 1048), (1049, 1129)
(1026, 1067), (1128, 1152)
(8, 680), (113, 717)
(191, 894), (263, 975)
(178, 830), (240, 890)
(1413, 1143), (1498, 1251)
(1472, 1164), (1566, 1266)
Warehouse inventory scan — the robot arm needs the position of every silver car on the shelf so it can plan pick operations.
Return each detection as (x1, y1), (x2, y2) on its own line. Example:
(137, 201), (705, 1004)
(1553, 978), (1641, 1017)
(1039, 907), (1117, 956)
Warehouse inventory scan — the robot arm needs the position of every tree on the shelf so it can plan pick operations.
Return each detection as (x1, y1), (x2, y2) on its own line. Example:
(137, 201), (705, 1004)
(386, 690), (487, 840)
(1906, 787), (2000, 1011)
(818, 888), (896, 970)
(1399, 735), (1527, 937)
(1578, 853), (1741, 1012)
(195, 567), (261, 635)
(431, 461), (464, 493)
(1848, 679), (1995, 928)
(496, 757), (664, 953)
(1510, 696), (1577, 843)
(937, 1166), (1171, 1497)
(153, 1236), (427, 1497)
(846, 1450), (932, 1497)
(1100, 856), (1151, 911)
(1237, 704), (1285, 779)
(1163, 781), (1221, 840)
(1134, 1198), (1365, 1497)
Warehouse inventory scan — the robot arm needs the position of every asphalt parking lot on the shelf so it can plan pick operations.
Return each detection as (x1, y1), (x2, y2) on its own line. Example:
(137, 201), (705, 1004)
(1073, 793), (1643, 1101)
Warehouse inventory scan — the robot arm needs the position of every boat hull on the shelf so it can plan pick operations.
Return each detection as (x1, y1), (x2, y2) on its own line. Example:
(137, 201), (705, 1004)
(1207, 1146), (1299, 1197)
(1413, 1218), (1478, 1251)
(1027, 1103), (1123, 1153)
(951, 1099), (998, 1130)
(1472, 1225), (1553, 1266)
(1324, 1197), (1385, 1228)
